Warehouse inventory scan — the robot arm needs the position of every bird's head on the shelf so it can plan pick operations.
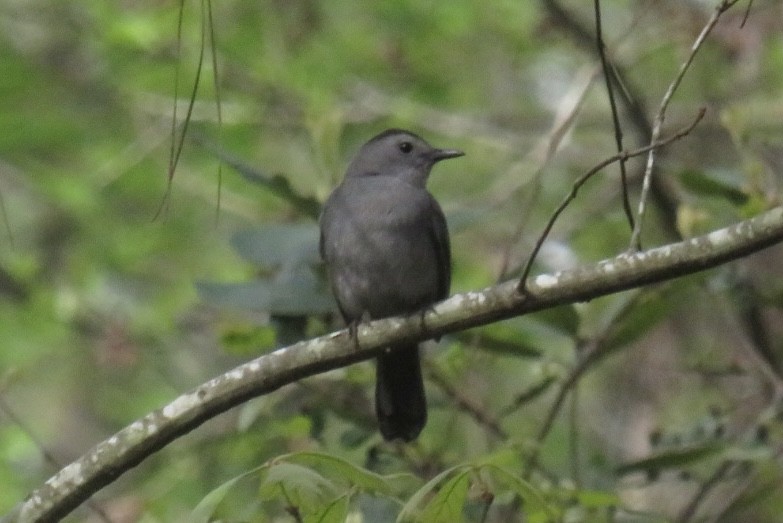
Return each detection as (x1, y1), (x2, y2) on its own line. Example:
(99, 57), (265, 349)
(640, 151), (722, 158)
(346, 129), (464, 187)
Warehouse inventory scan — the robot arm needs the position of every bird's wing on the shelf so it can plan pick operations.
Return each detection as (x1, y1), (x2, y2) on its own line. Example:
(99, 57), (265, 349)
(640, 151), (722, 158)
(318, 225), (326, 262)
(318, 186), (340, 262)
(428, 196), (451, 299)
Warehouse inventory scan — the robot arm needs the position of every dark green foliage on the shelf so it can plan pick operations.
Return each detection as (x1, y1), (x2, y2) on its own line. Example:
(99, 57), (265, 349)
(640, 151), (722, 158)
(2, 1), (783, 522)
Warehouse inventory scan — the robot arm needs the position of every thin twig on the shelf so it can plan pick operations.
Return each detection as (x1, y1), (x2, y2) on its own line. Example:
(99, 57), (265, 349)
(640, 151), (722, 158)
(717, 291), (783, 396)
(496, 65), (597, 281)
(676, 460), (738, 522)
(677, 392), (783, 522)
(740, 0), (754, 28)
(0, 188), (12, 244)
(521, 338), (600, 474)
(155, 0), (207, 220)
(206, 0), (224, 225)
(523, 291), (646, 473)
(705, 446), (783, 522)
(499, 377), (557, 417)
(594, 0), (634, 231)
(518, 108), (705, 290)
(542, 0), (682, 240)
(425, 363), (508, 441)
(0, 396), (113, 523)
(155, 0), (187, 220)
(168, 0), (185, 180)
(629, 0), (741, 251)
(569, 385), (581, 486)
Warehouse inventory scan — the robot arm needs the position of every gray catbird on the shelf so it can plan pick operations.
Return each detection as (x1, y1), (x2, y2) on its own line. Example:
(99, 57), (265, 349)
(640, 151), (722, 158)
(319, 129), (463, 441)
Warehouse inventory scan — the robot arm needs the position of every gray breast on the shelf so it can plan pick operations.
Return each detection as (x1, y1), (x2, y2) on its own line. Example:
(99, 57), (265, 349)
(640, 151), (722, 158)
(321, 176), (442, 320)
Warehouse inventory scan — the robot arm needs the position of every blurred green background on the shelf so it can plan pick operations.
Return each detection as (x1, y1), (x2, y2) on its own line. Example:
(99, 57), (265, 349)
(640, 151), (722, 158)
(2, 1), (783, 521)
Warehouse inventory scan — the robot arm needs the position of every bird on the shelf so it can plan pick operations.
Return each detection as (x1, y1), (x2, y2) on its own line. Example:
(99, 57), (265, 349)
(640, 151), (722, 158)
(319, 129), (463, 441)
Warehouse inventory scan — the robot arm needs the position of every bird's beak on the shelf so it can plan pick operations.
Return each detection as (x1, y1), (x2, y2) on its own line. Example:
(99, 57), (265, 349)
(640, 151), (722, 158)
(431, 148), (465, 162)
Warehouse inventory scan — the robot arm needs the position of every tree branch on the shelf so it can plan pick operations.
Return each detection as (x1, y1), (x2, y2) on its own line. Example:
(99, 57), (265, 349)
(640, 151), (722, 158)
(630, 0), (742, 250)
(6, 205), (783, 523)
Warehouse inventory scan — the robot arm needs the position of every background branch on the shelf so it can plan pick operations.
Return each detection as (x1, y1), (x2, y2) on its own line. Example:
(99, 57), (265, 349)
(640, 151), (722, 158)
(630, 0), (742, 250)
(7, 205), (783, 522)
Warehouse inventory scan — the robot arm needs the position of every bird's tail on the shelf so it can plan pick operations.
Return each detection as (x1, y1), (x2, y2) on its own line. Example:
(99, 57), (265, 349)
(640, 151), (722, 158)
(375, 344), (427, 442)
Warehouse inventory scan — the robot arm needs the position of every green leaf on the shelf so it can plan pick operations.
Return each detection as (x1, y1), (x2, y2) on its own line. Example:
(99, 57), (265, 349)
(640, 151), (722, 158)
(722, 442), (774, 462)
(196, 136), (322, 219)
(221, 324), (277, 356)
(576, 489), (620, 508)
(232, 223), (321, 268)
(602, 287), (682, 352)
(419, 470), (470, 523)
(260, 462), (338, 509)
(398, 465), (468, 522)
(191, 468), (261, 523)
(190, 475), (243, 523)
(461, 329), (543, 358)
(480, 465), (554, 518)
(306, 494), (351, 523)
(528, 304), (579, 337)
(615, 442), (724, 476)
(475, 446), (525, 470)
(715, 478), (781, 517)
(196, 267), (336, 315)
(679, 169), (749, 206)
(471, 312), (580, 359)
(288, 452), (395, 495)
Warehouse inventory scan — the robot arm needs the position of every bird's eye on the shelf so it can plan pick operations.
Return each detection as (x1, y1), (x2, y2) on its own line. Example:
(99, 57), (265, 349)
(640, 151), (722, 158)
(398, 141), (413, 153)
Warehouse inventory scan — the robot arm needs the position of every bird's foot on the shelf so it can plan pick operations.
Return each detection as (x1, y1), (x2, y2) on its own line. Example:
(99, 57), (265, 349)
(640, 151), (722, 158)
(347, 320), (361, 351)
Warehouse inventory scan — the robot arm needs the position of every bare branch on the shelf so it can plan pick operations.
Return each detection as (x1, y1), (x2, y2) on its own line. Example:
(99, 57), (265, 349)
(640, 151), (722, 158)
(425, 363), (508, 442)
(630, 0), (742, 250)
(6, 203), (783, 523)
(496, 65), (597, 281)
(593, 0), (634, 231)
(518, 108), (705, 287)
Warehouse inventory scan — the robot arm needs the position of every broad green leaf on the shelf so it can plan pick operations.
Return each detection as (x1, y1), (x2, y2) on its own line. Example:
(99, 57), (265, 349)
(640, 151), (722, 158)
(603, 282), (698, 349)
(221, 324), (277, 356)
(260, 462), (338, 509)
(198, 138), (322, 218)
(289, 452), (394, 495)
(528, 304), (580, 337)
(615, 442), (724, 476)
(419, 470), (470, 523)
(481, 465), (553, 518)
(602, 287), (683, 352)
(232, 223), (321, 268)
(307, 494), (351, 523)
(575, 489), (620, 508)
(191, 468), (262, 523)
(475, 446), (525, 470)
(722, 442), (774, 462)
(679, 169), (749, 206)
(472, 314), (575, 359)
(196, 267), (336, 315)
(397, 465), (468, 522)
(190, 475), (243, 523)
(459, 330), (542, 358)
(715, 478), (781, 517)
